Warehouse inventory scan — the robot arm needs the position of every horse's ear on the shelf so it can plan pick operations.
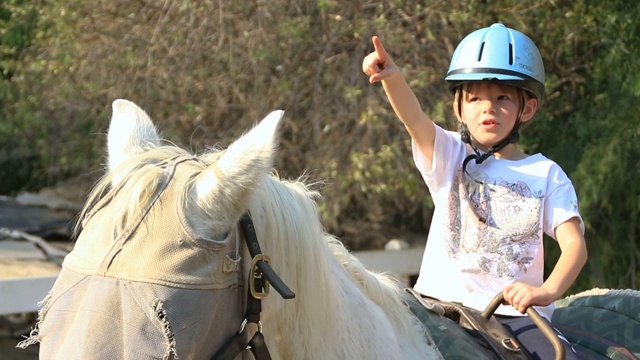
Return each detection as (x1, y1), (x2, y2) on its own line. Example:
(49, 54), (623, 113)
(191, 110), (284, 231)
(107, 99), (160, 172)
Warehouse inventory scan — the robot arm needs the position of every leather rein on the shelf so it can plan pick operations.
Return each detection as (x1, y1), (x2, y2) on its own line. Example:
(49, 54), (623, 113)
(212, 212), (295, 360)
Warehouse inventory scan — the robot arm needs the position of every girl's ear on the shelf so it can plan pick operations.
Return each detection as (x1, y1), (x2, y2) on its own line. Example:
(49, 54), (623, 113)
(520, 97), (538, 123)
(452, 88), (464, 123)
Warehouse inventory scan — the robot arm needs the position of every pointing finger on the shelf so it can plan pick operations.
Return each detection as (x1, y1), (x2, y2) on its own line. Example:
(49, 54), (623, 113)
(371, 36), (389, 63)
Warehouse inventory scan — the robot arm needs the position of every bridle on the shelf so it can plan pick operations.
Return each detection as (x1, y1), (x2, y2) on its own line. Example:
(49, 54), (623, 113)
(212, 212), (295, 360)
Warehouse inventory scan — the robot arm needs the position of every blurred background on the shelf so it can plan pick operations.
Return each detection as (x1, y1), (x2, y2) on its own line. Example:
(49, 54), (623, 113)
(0, 0), (638, 298)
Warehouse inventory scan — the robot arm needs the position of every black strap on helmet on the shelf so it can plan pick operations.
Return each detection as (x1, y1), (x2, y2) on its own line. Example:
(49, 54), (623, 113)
(461, 121), (520, 175)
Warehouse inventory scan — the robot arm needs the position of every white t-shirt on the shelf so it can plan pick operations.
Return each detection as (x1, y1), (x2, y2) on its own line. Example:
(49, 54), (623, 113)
(412, 125), (583, 320)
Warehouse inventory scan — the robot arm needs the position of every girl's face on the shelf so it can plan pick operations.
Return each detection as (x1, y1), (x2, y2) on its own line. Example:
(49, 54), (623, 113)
(458, 82), (537, 153)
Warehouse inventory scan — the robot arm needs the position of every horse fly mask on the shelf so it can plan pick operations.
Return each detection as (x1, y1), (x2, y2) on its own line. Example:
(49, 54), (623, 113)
(28, 157), (294, 360)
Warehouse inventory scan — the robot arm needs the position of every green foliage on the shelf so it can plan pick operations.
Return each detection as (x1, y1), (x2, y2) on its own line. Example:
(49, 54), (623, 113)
(519, 0), (640, 291)
(568, 1), (640, 289)
(1, 0), (638, 291)
(0, 0), (42, 193)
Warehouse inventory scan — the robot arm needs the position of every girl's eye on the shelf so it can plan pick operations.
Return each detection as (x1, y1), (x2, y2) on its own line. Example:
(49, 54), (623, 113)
(498, 95), (510, 100)
(468, 96), (479, 102)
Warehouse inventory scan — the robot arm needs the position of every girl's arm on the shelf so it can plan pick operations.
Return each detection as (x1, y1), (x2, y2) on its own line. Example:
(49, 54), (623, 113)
(363, 36), (436, 161)
(503, 216), (588, 313)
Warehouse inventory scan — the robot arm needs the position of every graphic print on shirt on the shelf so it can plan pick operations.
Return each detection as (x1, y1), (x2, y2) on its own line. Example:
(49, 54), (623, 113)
(445, 168), (543, 280)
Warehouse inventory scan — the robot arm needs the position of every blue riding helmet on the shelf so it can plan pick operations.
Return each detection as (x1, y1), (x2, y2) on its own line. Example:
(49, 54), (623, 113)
(445, 23), (545, 101)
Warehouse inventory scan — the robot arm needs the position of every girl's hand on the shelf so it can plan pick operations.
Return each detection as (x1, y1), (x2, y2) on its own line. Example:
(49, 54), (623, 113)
(502, 282), (554, 314)
(362, 36), (399, 83)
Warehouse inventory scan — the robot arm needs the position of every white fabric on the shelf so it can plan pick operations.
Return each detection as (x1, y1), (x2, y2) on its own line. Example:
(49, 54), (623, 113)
(412, 125), (583, 320)
(29, 158), (246, 359)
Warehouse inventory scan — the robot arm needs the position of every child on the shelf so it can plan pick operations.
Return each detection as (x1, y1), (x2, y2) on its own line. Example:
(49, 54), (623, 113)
(362, 23), (587, 359)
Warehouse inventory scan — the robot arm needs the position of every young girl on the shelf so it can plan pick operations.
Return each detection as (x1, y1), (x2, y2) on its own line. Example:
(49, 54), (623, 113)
(362, 23), (587, 359)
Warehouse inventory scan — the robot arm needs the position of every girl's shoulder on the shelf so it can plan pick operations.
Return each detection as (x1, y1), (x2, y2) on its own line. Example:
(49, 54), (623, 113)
(492, 154), (573, 186)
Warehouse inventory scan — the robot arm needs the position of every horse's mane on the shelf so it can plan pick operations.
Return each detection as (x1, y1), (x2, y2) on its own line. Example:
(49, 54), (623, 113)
(325, 235), (423, 342)
(248, 174), (430, 359)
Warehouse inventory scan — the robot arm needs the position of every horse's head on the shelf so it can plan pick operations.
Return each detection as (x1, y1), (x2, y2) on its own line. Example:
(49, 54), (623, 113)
(94, 99), (284, 240)
(34, 99), (285, 359)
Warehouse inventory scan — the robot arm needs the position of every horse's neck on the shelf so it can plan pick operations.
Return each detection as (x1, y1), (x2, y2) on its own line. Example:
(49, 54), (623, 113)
(250, 179), (431, 359)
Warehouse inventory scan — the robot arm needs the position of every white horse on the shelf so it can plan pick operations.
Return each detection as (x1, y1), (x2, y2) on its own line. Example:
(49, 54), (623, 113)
(21, 99), (437, 359)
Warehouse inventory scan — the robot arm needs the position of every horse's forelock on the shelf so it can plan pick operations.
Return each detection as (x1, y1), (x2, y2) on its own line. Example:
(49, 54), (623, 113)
(76, 146), (193, 236)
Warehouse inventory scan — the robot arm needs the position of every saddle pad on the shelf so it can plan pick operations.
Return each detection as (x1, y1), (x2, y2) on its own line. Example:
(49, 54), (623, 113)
(552, 293), (640, 359)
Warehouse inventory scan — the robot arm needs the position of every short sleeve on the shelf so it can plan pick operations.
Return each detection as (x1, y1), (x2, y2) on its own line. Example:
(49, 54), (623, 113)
(543, 164), (584, 239)
(411, 125), (467, 194)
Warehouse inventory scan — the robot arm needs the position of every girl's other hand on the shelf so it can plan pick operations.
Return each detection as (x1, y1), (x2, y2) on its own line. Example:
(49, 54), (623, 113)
(502, 282), (554, 314)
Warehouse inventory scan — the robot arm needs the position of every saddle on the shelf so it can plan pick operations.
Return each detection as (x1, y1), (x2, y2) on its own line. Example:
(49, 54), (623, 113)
(405, 288), (533, 360)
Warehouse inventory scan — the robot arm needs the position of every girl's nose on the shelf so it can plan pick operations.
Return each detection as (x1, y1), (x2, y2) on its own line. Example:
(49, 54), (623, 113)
(482, 100), (496, 113)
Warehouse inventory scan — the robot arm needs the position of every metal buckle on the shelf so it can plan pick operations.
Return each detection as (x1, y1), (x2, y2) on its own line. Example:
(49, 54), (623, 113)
(501, 337), (522, 352)
(250, 254), (271, 299)
(239, 318), (263, 334)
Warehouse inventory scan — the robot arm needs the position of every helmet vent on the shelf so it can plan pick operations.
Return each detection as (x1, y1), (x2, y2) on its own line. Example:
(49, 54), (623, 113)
(478, 42), (485, 61)
(508, 43), (514, 65)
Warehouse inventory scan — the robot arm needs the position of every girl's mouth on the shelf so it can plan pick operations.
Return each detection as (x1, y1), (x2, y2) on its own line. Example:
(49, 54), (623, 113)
(481, 121), (498, 130)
